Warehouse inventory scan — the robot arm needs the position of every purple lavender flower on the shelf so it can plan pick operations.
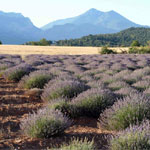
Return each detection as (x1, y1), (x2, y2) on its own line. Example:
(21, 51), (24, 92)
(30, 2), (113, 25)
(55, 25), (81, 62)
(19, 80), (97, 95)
(42, 80), (88, 101)
(20, 107), (72, 138)
(71, 88), (116, 118)
(109, 120), (150, 150)
(108, 81), (129, 91)
(99, 93), (150, 131)
(3, 63), (34, 82)
(18, 70), (54, 89)
(133, 80), (150, 91)
(114, 87), (138, 97)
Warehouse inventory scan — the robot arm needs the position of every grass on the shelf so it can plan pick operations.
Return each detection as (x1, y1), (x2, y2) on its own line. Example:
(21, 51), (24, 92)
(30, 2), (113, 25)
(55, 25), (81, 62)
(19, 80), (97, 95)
(0, 45), (129, 56)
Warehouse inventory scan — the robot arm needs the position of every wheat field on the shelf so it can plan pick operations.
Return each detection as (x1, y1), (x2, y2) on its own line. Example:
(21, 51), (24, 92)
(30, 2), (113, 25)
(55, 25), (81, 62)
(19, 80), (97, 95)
(0, 45), (128, 56)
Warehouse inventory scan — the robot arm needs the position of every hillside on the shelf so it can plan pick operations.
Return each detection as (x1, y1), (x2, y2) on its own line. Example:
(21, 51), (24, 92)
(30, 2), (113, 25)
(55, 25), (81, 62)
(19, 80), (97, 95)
(43, 8), (141, 40)
(0, 9), (147, 44)
(56, 27), (150, 47)
(42, 8), (140, 31)
(0, 11), (43, 44)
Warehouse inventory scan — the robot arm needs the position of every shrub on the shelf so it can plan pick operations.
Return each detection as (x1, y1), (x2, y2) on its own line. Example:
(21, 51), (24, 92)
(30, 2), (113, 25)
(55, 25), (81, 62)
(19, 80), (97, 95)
(50, 138), (96, 150)
(47, 99), (73, 117)
(20, 108), (72, 138)
(113, 70), (132, 79)
(105, 70), (116, 75)
(142, 75), (150, 80)
(99, 46), (117, 54)
(56, 73), (78, 82)
(80, 75), (94, 83)
(143, 88), (150, 97)
(42, 80), (88, 102)
(24, 75), (52, 89)
(114, 87), (137, 97)
(123, 74), (141, 84)
(128, 47), (139, 54)
(25, 38), (52, 46)
(3, 63), (33, 82)
(131, 40), (140, 47)
(108, 81), (129, 91)
(0, 63), (12, 71)
(99, 93), (150, 131)
(71, 88), (116, 118)
(19, 70), (54, 89)
(110, 64), (126, 72)
(109, 120), (150, 150)
(133, 80), (150, 91)
(128, 46), (150, 54)
(87, 80), (105, 89)
(0, 63), (14, 77)
(139, 67), (150, 76)
(101, 75), (117, 85)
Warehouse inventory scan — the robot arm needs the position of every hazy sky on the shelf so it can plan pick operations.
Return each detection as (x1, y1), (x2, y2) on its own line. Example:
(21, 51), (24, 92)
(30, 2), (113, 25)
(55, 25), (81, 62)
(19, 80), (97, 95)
(0, 0), (149, 27)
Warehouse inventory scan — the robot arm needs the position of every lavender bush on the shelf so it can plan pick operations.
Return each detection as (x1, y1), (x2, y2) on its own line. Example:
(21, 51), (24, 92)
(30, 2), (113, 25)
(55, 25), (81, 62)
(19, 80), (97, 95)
(50, 138), (96, 150)
(47, 99), (73, 117)
(0, 63), (13, 71)
(18, 70), (54, 89)
(123, 73), (142, 84)
(20, 107), (72, 138)
(100, 75), (116, 85)
(0, 54), (22, 65)
(108, 81), (129, 91)
(143, 88), (150, 96)
(105, 70), (116, 76)
(87, 80), (106, 89)
(42, 80), (88, 101)
(71, 88), (116, 118)
(110, 63), (126, 72)
(109, 120), (150, 150)
(113, 70), (132, 79)
(99, 93), (150, 131)
(3, 63), (34, 82)
(114, 87), (138, 97)
(133, 80), (150, 91)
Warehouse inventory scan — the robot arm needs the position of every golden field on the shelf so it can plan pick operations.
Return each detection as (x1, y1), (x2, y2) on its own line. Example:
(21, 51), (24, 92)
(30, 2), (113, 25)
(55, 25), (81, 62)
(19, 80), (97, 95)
(0, 45), (129, 56)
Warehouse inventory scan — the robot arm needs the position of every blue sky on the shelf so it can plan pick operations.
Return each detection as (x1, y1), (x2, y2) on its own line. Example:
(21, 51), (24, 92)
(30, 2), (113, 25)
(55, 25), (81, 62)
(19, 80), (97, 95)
(0, 0), (149, 27)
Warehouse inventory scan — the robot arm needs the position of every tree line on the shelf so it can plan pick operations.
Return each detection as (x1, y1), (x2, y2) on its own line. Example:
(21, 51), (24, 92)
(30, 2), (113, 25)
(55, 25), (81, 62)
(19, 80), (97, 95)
(24, 38), (53, 46)
(56, 27), (150, 47)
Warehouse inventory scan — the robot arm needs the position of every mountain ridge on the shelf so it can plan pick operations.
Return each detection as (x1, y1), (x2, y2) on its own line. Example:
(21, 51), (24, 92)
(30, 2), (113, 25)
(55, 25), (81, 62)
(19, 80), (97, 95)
(41, 8), (140, 31)
(0, 11), (44, 44)
(0, 9), (148, 44)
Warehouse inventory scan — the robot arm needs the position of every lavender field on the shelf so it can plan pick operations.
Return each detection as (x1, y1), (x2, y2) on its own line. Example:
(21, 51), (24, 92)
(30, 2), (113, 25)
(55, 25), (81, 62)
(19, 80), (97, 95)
(1, 54), (150, 149)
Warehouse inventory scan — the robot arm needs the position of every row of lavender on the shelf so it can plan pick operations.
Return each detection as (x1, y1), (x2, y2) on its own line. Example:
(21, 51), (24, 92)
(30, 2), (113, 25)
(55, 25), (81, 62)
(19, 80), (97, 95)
(1, 54), (150, 149)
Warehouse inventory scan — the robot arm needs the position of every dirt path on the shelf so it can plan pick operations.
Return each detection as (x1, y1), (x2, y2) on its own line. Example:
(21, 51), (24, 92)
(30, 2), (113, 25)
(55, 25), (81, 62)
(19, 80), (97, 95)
(0, 78), (111, 150)
(0, 78), (44, 149)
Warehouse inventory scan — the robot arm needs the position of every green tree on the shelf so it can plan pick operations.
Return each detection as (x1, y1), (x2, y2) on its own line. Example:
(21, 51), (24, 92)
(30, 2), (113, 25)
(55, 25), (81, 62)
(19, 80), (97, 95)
(131, 40), (140, 47)
(25, 39), (52, 46)
(147, 40), (150, 47)
(55, 28), (150, 47)
(39, 38), (49, 46)
(99, 46), (117, 54)
(0, 41), (2, 45)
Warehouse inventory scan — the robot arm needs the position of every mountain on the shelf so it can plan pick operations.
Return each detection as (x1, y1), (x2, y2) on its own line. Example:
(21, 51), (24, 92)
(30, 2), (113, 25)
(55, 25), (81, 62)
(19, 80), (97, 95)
(0, 9), (147, 44)
(42, 8), (141, 40)
(43, 23), (117, 41)
(0, 11), (43, 44)
(42, 8), (140, 31)
(56, 27), (150, 47)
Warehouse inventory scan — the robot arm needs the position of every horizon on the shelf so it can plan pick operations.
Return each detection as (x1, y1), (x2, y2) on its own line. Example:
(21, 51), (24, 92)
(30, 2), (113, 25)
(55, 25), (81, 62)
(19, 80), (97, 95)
(0, 0), (150, 28)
